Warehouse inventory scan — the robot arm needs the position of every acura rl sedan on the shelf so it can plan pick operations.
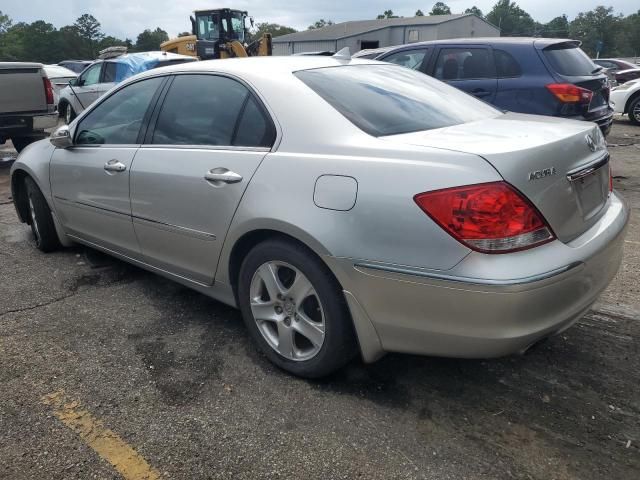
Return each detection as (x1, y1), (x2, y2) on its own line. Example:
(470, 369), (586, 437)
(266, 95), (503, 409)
(10, 55), (629, 378)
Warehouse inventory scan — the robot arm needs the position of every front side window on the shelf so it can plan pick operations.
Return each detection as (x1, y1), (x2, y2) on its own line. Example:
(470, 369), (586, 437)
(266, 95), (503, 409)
(434, 48), (495, 80)
(80, 63), (102, 86)
(75, 77), (164, 145)
(296, 65), (500, 137)
(151, 74), (275, 147)
(383, 49), (428, 71)
(196, 13), (220, 40)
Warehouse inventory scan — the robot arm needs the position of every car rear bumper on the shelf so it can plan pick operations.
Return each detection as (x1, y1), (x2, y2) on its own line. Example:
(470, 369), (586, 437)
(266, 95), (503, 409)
(0, 112), (57, 136)
(330, 193), (629, 362)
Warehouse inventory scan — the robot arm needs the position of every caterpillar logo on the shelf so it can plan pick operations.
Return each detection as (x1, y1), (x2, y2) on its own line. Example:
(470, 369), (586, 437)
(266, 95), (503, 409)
(528, 167), (557, 181)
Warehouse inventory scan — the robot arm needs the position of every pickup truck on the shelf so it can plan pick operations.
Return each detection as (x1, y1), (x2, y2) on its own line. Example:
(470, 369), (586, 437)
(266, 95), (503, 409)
(0, 62), (58, 152)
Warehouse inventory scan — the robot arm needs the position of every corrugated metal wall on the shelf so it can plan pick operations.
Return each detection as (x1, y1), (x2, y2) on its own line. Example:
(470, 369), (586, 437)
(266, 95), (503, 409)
(273, 40), (336, 56)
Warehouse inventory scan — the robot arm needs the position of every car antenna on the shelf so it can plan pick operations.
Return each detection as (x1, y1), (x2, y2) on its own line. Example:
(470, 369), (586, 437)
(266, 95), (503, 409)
(333, 47), (351, 60)
(67, 81), (85, 111)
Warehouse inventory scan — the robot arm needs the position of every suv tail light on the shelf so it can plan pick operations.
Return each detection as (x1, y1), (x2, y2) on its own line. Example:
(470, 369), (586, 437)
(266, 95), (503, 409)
(414, 182), (555, 254)
(43, 77), (54, 105)
(546, 83), (593, 104)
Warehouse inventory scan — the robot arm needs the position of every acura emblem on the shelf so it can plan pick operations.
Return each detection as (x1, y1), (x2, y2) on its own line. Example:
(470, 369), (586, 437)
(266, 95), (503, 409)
(585, 134), (596, 152)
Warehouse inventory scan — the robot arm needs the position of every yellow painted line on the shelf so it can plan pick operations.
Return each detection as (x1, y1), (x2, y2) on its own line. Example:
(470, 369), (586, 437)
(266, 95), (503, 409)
(42, 390), (161, 480)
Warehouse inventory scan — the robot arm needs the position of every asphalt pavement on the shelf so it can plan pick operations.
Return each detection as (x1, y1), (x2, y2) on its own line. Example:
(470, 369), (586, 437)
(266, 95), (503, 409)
(0, 120), (638, 480)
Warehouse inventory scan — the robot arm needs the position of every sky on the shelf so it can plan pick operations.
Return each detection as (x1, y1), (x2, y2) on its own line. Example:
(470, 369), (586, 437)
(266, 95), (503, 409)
(1, 0), (637, 40)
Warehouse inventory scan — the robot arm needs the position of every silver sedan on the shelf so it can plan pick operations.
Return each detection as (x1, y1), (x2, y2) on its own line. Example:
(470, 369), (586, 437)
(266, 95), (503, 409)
(10, 56), (629, 378)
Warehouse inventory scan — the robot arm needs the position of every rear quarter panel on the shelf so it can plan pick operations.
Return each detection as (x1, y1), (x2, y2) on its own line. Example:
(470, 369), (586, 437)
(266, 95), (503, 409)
(216, 140), (502, 286)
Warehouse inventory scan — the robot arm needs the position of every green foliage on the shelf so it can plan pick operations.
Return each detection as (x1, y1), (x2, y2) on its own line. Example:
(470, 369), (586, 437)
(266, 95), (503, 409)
(252, 22), (297, 39)
(376, 10), (398, 19)
(415, 10), (425, 17)
(540, 15), (569, 38)
(569, 6), (624, 56)
(134, 28), (169, 51)
(486, 0), (536, 36)
(465, 6), (484, 17)
(429, 2), (452, 16)
(308, 19), (334, 30)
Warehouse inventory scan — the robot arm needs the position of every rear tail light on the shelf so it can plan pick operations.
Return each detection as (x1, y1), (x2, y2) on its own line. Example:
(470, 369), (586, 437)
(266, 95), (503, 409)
(43, 77), (54, 105)
(546, 83), (593, 104)
(414, 182), (555, 254)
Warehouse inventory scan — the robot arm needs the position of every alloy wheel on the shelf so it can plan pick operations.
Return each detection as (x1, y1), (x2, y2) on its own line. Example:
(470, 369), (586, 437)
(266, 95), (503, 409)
(28, 196), (41, 246)
(632, 101), (640, 123)
(249, 261), (326, 361)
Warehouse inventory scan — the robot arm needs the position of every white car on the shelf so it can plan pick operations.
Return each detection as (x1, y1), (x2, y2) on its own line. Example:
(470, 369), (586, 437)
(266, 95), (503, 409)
(610, 79), (640, 125)
(58, 51), (197, 124)
(43, 65), (77, 111)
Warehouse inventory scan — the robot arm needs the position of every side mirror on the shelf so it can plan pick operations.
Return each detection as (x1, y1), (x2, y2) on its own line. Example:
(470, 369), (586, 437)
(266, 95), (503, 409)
(69, 78), (77, 87)
(50, 125), (73, 149)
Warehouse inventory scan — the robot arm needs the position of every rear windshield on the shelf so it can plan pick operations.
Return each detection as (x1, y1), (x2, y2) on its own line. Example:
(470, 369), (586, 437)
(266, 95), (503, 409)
(295, 65), (500, 137)
(543, 46), (597, 76)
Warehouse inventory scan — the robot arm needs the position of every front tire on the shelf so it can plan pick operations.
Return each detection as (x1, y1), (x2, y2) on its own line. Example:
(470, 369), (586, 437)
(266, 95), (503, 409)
(628, 96), (640, 125)
(24, 177), (60, 253)
(64, 103), (76, 124)
(237, 238), (357, 378)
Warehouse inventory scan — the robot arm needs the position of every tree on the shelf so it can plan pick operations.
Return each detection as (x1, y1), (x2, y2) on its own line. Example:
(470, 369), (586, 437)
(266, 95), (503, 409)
(135, 27), (169, 51)
(0, 10), (12, 34)
(308, 19), (334, 30)
(569, 6), (621, 56)
(615, 10), (640, 56)
(429, 2), (451, 16)
(486, 0), (536, 36)
(252, 22), (297, 39)
(415, 10), (425, 17)
(74, 14), (103, 57)
(376, 10), (397, 19)
(465, 6), (484, 17)
(540, 15), (569, 38)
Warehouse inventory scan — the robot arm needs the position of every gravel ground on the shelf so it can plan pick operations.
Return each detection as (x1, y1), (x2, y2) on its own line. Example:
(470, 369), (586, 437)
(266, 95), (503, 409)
(0, 120), (638, 480)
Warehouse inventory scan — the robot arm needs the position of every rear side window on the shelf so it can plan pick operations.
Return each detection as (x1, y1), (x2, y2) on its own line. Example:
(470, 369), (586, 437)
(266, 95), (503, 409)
(434, 48), (495, 80)
(382, 48), (428, 71)
(152, 74), (274, 147)
(543, 46), (597, 76)
(495, 49), (521, 77)
(296, 65), (500, 137)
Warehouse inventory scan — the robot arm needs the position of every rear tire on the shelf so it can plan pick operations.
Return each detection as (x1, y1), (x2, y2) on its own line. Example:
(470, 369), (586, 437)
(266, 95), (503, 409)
(24, 177), (60, 253)
(628, 96), (640, 125)
(237, 238), (357, 378)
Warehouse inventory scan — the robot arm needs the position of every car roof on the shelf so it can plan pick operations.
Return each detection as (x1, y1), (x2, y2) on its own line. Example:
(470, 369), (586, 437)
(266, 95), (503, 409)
(377, 37), (580, 54)
(137, 55), (379, 78)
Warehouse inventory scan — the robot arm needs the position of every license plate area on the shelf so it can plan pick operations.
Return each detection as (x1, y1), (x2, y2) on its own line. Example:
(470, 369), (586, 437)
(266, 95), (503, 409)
(567, 156), (609, 220)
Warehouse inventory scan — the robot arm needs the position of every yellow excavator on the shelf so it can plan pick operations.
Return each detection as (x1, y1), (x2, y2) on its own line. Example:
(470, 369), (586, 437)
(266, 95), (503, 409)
(160, 8), (272, 60)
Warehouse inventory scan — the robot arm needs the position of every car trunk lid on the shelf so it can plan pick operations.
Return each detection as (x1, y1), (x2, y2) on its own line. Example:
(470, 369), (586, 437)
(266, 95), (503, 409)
(382, 113), (610, 243)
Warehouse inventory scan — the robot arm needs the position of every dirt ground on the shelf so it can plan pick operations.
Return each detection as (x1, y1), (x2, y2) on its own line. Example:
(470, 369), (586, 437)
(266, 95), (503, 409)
(0, 119), (638, 480)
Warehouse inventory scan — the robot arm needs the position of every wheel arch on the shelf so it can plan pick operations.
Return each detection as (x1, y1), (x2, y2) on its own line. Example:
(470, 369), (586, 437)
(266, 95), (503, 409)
(224, 225), (385, 363)
(10, 169), (30, 224)
(624, 89), (640, 114)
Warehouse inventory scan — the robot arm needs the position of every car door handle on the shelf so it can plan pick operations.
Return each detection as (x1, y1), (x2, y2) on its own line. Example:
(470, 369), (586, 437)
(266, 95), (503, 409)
(472, 89), (491, 97)
(104, 159), (127, 172)
(204, 169), (243, 184)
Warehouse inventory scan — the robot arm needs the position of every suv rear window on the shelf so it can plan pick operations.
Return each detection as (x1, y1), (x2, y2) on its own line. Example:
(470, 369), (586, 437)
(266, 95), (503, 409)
(295, 65), (500, 137)
(543, 46), (597, 76)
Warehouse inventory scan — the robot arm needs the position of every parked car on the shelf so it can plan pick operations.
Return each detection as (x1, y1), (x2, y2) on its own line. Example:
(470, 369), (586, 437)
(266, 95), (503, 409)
(0, 62), (58, 152)
(43, 65), (77, 111)
(11, 56), (628, 378)
(369, 38), (614, 136)
(57, 60), (93, 74)
(58, 51), (197, 124)
(610, 78), (640, 124)
(592, 58), (640, 85)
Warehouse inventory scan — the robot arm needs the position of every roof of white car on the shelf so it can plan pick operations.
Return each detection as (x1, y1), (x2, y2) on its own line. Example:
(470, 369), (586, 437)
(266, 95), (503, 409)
(141, 55), (379, 78)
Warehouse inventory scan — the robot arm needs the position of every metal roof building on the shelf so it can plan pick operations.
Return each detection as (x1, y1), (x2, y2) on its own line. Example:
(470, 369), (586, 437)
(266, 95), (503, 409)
(273, 14), (500, 56)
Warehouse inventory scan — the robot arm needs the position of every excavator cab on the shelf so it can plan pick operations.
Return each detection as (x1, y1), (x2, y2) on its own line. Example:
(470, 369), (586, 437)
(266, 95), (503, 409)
(161, 8), (271, 60)
(191, 8), (247, 58)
